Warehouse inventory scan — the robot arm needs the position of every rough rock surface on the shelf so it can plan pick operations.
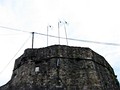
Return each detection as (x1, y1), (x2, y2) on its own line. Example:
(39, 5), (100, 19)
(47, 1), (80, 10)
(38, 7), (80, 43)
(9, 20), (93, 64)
(0, 45), (119, 90)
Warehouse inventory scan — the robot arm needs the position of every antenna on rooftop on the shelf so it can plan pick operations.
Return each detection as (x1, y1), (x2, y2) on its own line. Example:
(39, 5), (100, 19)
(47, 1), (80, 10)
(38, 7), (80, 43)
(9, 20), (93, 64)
(63, 21), (68, 45)
(58, 20), (68, 45)
(58, 21), (61, 45)
(47, 25), (52, 46)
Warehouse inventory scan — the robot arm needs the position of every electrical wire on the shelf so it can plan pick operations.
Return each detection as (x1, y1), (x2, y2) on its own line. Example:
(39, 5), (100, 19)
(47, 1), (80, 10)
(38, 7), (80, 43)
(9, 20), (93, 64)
(67, 38), (120, 46)
(0, 25), (30, 33)
(35, 32), (120, 46)
(0, 25), (120, 46)
(0, 33), (26, 36)
(0, 34), (31, 74)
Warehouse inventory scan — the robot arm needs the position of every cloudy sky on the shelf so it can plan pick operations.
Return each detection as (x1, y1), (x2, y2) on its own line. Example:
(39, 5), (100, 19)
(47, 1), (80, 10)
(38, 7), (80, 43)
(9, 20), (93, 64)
(0, 0), (120, 86)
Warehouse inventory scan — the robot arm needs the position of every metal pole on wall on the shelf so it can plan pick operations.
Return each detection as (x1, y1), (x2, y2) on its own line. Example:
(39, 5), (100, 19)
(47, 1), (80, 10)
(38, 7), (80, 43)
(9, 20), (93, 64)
(64, 21), (68, 45)
(58, 21), (61, 45)
(47, 26), (48, 47)
(47, 25), (51, 47)
(32, 32), (34, 49)
(56, 58), (60, 86)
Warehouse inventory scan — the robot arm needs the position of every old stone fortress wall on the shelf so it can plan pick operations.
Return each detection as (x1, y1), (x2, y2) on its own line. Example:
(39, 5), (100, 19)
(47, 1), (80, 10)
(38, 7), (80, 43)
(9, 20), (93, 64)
(0, 45), (119, 90)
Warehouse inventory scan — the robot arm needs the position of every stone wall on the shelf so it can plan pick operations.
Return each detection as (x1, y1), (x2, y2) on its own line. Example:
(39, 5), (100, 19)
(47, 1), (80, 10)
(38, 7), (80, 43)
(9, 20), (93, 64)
(0, 45), (119, 90)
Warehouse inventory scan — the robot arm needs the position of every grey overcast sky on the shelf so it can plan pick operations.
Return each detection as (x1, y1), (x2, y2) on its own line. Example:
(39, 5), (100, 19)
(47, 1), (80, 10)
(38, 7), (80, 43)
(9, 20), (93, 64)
(0, 0), (120, 86)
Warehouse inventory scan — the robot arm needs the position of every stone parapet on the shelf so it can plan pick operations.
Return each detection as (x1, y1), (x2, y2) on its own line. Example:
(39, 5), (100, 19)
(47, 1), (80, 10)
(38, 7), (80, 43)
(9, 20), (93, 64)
(0, 45), (119, 90)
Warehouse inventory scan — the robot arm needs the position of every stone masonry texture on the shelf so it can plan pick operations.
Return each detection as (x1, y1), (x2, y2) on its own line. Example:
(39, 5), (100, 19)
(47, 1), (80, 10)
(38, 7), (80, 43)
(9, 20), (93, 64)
(0, 45), (119, 90)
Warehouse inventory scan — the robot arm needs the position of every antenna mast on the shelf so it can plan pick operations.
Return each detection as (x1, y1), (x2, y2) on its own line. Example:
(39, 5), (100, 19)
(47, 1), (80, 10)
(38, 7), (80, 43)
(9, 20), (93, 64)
(64, 21), (68, 45)
(58, 21), (61, 45)
(47, 25), (51, 46)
